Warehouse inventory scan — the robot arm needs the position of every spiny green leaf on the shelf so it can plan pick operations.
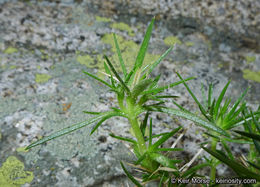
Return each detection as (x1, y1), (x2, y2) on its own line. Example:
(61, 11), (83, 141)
(132, 79), (153, 98)
(226, 88), (248, 121)
(149, 127), (182, 151)
(149, 118), (153, 147)
(104, 55), (131, 94)
(135, 17), (155, 69)
(203, 132), (220, 140)
(156, 95), (179, 99)
(156, 148), (183, 152)
(176, 72), (210, 121)
(113, 33), (127, 78)
(224, 111), (260, 130)
(246, 161), (260, 171)
(142, 46), (173, 78)
(224, 102), (247, 127)
(219, 98), (231, 118)
(233, 130), (260, 141)
(90, 112), (123, 135)
(82, 111), (102, 115)
(120, 161), (143, 187)
(201, 146), (260, 180)
(140, 112), (149, 136)
(172, 100), (192, 114)
(251, 110), (260, 132)
(201, 83), (207, 108)
(26, 113), (110, 150)
(221, 139), (234, 160)
(82, 70), (112, 89)
(181, 163), (211, 178)
(149, 152), (180, 169)
(146, 106), (230, 137)
(142, 76), (195, 95)
(109, 133), (137, 144)
(104, 61), (116, 87)
(149, 74), (161, 89)
(208, 83), (213, 108)
(210, 99), (215, 116)
(135, 152), (147, 165)
(214, 81), (230, 120)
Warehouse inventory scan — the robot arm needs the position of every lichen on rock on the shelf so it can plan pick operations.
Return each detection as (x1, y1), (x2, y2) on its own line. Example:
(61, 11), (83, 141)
(164, 36), (182, 46)
(242, 69), (260, 83)
(0, 156), (34, 187)
(35, 73), (52, 84)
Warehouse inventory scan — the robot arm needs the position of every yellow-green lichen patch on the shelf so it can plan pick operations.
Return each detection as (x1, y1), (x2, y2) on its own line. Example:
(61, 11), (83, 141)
(164, 36), (182, 46)
(100, 33), (160, 76)
(185, 41), (194, 47)
(96, 16), (111, 23)
(10, 65), (17, 69)
(35, 73), (52, 84)
(111, 22), (135, 36)
(16, 147), (29, 153)
(0, 156), (34, 187)
(76, 55), (95, 68)
(245, 55), (256, 64)
(242, 69), (260, 83)
(4, 47), (18, 54)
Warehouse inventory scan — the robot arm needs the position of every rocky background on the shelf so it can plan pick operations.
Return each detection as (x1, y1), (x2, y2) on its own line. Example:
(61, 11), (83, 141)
(0, 0), (259, 186)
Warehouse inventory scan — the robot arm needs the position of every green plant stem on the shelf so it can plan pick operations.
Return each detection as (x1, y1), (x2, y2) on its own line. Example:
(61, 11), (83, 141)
(126, 96), (158, 171)
(126, 96), (147, 153)
(210, 137), (218, 181)
(117, 92), (125, 111)
(129, 117), (147, 154)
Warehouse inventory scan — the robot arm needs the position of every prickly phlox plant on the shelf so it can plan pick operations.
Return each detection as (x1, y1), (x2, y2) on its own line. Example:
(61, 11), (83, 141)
(26, 17), (260, 186)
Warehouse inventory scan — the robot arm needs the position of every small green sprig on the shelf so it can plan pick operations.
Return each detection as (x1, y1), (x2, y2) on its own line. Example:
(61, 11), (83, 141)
(26, 18), (260, 186)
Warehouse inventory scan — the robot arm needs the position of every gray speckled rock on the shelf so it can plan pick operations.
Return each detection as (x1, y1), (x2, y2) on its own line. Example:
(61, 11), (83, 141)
(89, 0), (260, 44)
(0, 1), (259, 187)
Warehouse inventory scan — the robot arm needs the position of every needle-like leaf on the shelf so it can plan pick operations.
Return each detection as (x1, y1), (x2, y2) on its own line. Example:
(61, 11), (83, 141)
(181, 163), (211, 178)
(120, 161), (143, 187)
(225, 88), (248, 121)
(140, 112), (149, 137)
(142, 77), (195, 95)
(104, 55), (131, 94)
(82, 111), (102, 115)
(82, 70), (112, 89)
(113, 33), (127, 78)
(149, 118), (153, 147)
(26, 112), (110, 150)
(149, 127), (182, 151)
(90, 112), (123, 135)
(233, 130), (260, 142)
(201, 146), (260, 180)
(132, 79), (153, 98)
(109, 133), (137, 144)
(141, 46), (173, 78)
(176, 72), (210, 121)
(208, 83), (213, 109)
(221, 139), (234, 160)
(146, 106), (230, 137)
(135, 17), (155, 69)
(213, 81), (230, 120)
(149, 152), (180, 169)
